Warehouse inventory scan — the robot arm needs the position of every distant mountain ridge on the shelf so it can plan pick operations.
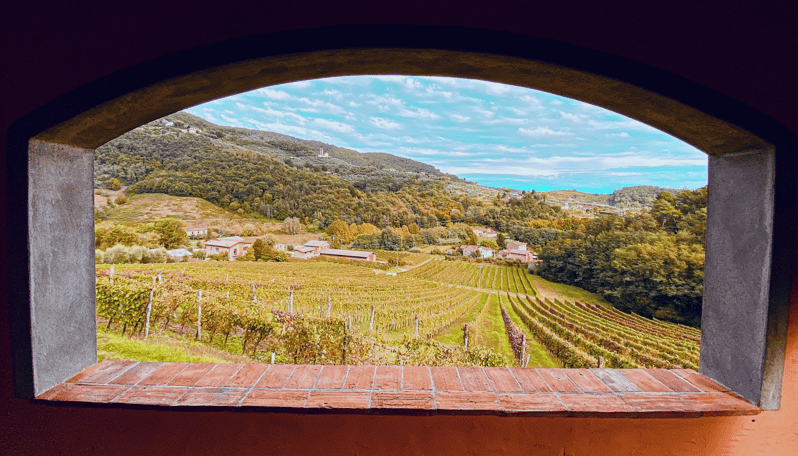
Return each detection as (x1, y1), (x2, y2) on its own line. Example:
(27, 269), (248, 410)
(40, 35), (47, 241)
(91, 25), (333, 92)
(165, 112), (449, 177)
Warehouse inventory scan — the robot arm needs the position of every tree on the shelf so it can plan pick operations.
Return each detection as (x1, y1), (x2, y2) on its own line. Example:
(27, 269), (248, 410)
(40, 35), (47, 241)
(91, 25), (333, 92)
(106, 178), (121, 190)
(650, 192), (680, 231)
(466, 228), (478, 246)
(252, 239), (268, 260)
(326, 220), (351, 247)
(154, 218), (187, 249)
(497, 232), (506, 249)
(283, 217), (301, 234)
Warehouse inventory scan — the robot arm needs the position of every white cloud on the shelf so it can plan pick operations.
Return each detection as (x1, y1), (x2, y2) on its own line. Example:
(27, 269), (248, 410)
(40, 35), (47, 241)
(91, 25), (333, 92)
(494, 145), (528, 154)
(520, 95), (542, 106)
(313, 118), (356, 134)
(349, 101), (360, 107)
(256, 88), (292, 100)
(559, 111), (582, 123)
(404, 78), (423, 90)
(323, 89), (343, 101)
(518, 126), (573, 138)
(286, 80), (312, 89)
(473, 107), (496, 119)
(220, 114), (245, 128)
(398, 107), (440, 119)
(370, 117), (402, 130)
(442, 163), (561, 177)
(249, 105), (308, 124)
(588, 119), (657, 131)
(399, 147), (473, 157)
(202, 108), (217, 122)
(245, 118), (334, 142)
(482, 81), (523, 96)
(424, 86), (455, 99)
(606, 132), (631, 138)
(485, 117), (525, 126)
(550, 99), (563, 105)
(451, 113), (471, 123)
(373, 75), (407, 83)
(298, 97), (346, 114)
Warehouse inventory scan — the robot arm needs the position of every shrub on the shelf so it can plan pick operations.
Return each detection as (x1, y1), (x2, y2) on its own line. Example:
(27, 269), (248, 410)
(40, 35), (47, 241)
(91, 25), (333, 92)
(104, 244), (130, 264)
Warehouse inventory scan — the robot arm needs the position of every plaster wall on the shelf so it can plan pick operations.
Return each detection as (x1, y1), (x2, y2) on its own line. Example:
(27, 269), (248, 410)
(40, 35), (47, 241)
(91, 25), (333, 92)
(2, 1), (798, 455)
(27, 140), (97, 394)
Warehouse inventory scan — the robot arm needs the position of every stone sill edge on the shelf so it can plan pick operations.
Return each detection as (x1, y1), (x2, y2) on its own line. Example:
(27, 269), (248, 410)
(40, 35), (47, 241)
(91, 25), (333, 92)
(33, 396), (761, 419)
(33, 360), (762, 418)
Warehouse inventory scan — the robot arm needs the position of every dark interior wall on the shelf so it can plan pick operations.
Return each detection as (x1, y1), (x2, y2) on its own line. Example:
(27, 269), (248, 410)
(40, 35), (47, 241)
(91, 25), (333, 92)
(2, 1), (798, 454)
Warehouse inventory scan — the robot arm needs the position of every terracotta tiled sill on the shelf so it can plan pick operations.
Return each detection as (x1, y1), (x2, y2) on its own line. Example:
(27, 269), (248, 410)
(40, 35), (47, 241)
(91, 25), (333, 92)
(36, 361), (760, 417)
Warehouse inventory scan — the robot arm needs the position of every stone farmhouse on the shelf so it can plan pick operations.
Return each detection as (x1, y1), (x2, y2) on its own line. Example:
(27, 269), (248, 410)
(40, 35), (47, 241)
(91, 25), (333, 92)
(291, 245), (316, 259)
(185, 226), (208, 238)
(459, 245), (494, 258)
(497, 248), (537, 263)
(303, 240), (331, 254)
(472, 227), (497, 238)
(506, 241), (527, 251)
(203, 236), (251, 260)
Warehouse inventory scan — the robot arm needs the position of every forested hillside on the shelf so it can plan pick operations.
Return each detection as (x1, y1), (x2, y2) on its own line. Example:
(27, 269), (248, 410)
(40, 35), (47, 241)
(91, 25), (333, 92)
(537, 188), (706, 326)
(95, 113), (560, 230)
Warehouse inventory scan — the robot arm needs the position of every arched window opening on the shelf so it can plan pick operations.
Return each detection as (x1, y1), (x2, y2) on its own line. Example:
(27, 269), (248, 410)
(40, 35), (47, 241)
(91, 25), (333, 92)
(92, 76), (707, 375)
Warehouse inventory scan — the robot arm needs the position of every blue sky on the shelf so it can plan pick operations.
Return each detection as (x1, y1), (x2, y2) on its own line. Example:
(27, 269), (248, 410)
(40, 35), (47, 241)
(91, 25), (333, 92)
(186, 76), (707, 194)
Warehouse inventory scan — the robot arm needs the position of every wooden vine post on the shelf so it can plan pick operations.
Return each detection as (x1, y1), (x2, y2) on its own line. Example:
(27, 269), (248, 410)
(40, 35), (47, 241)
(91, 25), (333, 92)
(521, 334), (527, 367)
(144, 289), (153, 339)
(369, 305), (375, 331)
(197, 289), (202, 340)
(464, 324), (469, 351)
(327, 296), (331, 318)
(414, 314), (419, 338)
(289, 288), (294, 313)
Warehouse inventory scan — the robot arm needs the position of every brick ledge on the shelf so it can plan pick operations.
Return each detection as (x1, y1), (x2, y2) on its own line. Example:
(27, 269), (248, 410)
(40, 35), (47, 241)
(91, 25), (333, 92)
(36, 361), (760, 418)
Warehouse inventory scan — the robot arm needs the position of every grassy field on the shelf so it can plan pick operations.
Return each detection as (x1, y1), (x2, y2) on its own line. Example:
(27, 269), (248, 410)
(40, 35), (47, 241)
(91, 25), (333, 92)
(527, 273), (614, 308)
(97, 326), (247, 363)
(104, 193), (231, 223)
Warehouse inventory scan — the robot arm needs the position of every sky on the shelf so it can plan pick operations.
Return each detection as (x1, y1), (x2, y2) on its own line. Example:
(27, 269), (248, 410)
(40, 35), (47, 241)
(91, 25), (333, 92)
(185, 76), (708, 194)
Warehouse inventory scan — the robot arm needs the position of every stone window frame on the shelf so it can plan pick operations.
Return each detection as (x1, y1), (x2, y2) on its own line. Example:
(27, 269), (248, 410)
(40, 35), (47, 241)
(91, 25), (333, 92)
(7, 25), (794, 410)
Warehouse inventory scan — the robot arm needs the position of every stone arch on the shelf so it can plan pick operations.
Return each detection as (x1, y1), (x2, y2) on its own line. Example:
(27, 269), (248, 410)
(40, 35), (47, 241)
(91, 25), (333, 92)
(9, 24), (793, 408)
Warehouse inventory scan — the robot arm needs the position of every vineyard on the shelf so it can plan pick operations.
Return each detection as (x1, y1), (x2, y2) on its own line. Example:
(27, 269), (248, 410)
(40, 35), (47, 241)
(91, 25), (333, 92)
(96, 255), (700, 370)
(404, 259), (700, 369)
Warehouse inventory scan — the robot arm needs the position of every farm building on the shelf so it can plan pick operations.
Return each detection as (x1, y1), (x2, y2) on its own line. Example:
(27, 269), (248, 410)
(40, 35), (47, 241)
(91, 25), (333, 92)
(303, 240), (331, 254)
(291, 245), (315, 259)
(166, 248), (193, 261)
(459, 245), (494, 259)
(184, 226), (208, 238)
(319, 248), (377, 262)
(203, 236), (251, 260)
(506, 241), (527, 251)
(497, 248), (537, 263)
(472, 227), (497, 238)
